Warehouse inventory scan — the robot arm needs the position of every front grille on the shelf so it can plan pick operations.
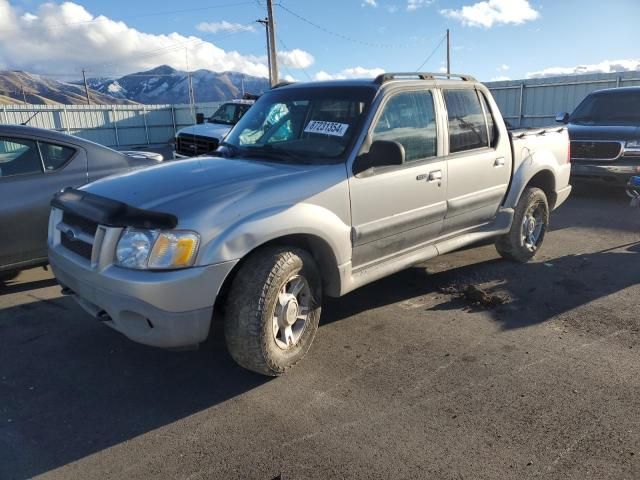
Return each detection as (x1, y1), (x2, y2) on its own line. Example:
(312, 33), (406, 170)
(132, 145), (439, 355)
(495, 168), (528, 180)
(62, 211), (98, 236)
(61, 235), (93, 260)
(176, 134), (219, 157)
(571, 141), (622, 161)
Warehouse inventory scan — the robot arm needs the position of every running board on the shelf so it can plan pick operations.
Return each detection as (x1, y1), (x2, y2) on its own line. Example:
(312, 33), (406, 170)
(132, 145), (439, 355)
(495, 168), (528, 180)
(341, 209), (513, 295)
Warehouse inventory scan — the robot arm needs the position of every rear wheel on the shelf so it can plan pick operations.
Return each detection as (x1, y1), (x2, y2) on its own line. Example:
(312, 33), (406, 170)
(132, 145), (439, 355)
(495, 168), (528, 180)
(224, 246), (322, 376)
(495, 187), (549, 263)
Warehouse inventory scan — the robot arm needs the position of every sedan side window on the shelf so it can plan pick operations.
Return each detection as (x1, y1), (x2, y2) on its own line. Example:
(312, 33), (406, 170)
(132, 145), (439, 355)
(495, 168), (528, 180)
(372, 91), (437, 162)
(444, 89), (489, 153)
(39, 142), (76, 171)
(0, 137), (42, 178)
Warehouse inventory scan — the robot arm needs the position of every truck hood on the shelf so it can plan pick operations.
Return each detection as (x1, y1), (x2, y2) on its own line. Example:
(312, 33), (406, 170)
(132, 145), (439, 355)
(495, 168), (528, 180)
(568, 123), (640, 141)
(176, 123), (232, 140)
(82, 156), (342, 228)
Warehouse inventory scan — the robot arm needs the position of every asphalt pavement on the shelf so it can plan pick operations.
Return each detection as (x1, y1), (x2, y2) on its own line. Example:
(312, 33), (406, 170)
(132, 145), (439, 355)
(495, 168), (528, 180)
(0, 184), (638, 480)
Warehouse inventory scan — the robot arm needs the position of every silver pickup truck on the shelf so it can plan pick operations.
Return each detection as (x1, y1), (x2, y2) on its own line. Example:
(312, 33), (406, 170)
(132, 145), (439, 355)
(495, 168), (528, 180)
(48, 72), (571, 376)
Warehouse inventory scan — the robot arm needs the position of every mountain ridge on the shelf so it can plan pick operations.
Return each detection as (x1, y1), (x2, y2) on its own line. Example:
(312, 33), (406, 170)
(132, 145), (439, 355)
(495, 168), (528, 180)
(0, 66), (270, 105)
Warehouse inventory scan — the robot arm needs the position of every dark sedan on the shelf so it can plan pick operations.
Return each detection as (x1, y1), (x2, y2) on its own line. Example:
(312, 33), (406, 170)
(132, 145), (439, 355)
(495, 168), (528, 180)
(556, 87), (640, 186)
(0, 125), (162, 280)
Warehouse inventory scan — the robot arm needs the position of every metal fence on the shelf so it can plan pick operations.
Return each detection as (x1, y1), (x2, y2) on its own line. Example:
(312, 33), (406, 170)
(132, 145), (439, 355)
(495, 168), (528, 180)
(0, 102), (223, 147)
(485, 70), (640, 128)
(3, 70), (640, 145)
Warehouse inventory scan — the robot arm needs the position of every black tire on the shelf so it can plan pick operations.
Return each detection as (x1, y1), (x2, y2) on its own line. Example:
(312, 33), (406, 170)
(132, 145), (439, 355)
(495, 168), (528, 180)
(0, 270), (19, 282)
(495, 187), (549, 263)
(224, 246), (322, 376)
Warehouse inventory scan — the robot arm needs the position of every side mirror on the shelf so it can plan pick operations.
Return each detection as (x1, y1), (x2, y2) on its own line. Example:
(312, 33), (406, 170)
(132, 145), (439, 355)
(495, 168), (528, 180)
(353, 140), (405, 175)
(196, 113), (205, 125)
(555, 112), (570, 124)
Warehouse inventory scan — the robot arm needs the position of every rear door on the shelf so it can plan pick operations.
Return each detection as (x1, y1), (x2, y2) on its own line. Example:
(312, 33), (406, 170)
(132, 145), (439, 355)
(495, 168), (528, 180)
(349, 89), (447, 268)
(441, 88), (512, 234)
(0, 136), (87, 268)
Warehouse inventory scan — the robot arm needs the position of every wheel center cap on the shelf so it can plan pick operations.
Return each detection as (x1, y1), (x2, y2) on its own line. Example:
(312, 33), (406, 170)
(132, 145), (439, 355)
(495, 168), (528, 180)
(283, 299), (299, 326)
(527, 218), (536, 234)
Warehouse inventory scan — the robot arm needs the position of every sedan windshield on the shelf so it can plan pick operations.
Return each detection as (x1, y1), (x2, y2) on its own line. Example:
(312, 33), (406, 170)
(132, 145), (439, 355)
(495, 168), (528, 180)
(570, 90), (640, 126)
(222, 86), (376, 164)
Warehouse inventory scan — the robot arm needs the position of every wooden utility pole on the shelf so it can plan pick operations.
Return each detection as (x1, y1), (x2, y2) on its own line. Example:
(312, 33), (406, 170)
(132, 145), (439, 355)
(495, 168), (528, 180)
(446, 29), (451, 76)
(266, 0), (278, 87)
(256, 18), (272, 86)
(82, 69), (91, 105)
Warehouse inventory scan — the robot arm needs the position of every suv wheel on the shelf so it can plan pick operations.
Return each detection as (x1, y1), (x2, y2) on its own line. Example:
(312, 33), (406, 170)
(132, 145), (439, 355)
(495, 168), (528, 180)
(0, 271), (19, 283)
(224, 246), (322, 376)
(495, 187), (549, 263)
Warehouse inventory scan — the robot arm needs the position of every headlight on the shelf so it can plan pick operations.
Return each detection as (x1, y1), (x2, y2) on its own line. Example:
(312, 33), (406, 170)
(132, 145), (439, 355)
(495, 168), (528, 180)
(115, 228), (199, 270)
(625, 140), (640, 150)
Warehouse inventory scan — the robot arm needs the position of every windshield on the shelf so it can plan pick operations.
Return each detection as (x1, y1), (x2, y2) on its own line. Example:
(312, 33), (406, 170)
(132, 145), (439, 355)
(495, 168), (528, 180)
(570, 90), (640, 126)
(222, 86), (376, 164)
(208, 103), (251, 125)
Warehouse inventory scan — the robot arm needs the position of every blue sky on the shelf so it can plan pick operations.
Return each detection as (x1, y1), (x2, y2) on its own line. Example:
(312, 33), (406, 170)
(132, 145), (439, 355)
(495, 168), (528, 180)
(1, 0), (639, 81)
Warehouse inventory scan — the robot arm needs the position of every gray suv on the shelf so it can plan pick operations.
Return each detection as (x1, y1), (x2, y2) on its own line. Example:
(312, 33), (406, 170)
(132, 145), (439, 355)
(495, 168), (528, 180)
(48, 73), (571, 376)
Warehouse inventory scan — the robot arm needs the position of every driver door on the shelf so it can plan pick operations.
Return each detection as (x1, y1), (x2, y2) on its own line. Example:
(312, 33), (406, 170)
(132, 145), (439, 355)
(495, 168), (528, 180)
(348, 89), (447, 268)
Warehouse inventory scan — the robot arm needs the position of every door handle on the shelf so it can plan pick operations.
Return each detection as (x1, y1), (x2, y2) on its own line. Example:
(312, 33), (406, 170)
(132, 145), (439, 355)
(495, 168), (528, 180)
(427, 170), (442, 182)
(494, 157), (505, 167)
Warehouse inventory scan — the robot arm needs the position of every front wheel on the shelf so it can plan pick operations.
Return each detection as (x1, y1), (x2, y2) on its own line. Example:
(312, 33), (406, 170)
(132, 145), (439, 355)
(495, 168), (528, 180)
(495, 187), (549, 263)
(224, 246), (322, 376)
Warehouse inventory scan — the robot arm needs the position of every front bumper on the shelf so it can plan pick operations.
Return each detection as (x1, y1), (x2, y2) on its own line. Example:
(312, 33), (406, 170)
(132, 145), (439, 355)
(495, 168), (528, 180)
(571, 160), (640, 186)
(49, 238), (237, 349)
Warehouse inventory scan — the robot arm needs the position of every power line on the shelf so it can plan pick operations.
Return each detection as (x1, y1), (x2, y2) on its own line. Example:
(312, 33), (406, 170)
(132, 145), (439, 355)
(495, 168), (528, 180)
(415, 33), (447, 71)
(276, 35), (312, 81)
(276, 3), (433, 50)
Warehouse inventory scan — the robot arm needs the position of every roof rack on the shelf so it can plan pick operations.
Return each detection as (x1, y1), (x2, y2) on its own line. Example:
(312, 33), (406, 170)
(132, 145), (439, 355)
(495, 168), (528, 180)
(373, 72), (476, 85)
(271, 81), (295, 89)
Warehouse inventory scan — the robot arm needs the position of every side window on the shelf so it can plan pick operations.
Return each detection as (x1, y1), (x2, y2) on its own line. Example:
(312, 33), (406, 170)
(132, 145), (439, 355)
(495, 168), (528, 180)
(479, 93), (498, 147)
(39, 142), (75, 171)
(372, 90), (437, 162)
(444, 89), (489, 153)
(0, 137), (42, 178)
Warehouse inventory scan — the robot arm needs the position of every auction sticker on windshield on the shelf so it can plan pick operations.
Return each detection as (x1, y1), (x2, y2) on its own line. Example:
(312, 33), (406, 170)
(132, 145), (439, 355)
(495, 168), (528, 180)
(304, 120), (349, 137)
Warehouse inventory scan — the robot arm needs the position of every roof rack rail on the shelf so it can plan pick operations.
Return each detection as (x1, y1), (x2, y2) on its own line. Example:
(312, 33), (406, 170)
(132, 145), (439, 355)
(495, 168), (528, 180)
(271, 81), (295, 89)
(373, 72), (476, 84)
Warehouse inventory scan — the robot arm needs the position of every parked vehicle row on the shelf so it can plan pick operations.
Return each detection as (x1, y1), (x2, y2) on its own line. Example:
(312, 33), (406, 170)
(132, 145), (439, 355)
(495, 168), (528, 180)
(47, 72), (571, 375)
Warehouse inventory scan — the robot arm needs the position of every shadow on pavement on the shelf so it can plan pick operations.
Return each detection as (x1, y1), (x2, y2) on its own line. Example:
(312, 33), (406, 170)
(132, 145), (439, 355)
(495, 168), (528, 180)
(0, 307), (268, 480)
(323, 242), (640, 333)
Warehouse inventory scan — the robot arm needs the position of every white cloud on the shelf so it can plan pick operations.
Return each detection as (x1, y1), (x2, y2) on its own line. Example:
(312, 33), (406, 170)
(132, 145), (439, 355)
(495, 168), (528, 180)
(277, 49), (315, 69)
(362, 0), (378, 7)
(313, 66), (385, 81)
(490, 76), (511, 81)
(441, 0), (539, 28)
(498, 64), (510, 71)
(527, 59), (640, 79)
(407, 0), (433, 11)
(0, 1), (314, 79)
(196, 21), (255, 34)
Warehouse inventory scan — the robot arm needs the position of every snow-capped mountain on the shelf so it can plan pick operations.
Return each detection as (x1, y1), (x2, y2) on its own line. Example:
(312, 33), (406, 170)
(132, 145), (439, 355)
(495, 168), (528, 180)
(0, 66), (270, 105)
(89, 65), (269, 104)
(0, 71), (136, 105)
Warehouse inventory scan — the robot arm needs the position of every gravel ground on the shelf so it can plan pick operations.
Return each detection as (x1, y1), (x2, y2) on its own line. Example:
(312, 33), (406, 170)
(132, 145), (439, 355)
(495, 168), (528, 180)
(0, 184), (638, 480)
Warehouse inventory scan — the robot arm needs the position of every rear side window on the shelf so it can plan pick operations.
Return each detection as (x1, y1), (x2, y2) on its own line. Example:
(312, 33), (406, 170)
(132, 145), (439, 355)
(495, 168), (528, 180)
(372, 90), (437, 162)
(444, 89), (489, 153)
(39, 142), (75, 171)
(0, 137), (42, 178)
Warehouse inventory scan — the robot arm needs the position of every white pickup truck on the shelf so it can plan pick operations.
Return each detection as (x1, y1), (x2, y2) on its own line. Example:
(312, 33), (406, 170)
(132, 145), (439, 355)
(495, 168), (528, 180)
(49, 72), (571, 376)
(173, 99), (254, 158)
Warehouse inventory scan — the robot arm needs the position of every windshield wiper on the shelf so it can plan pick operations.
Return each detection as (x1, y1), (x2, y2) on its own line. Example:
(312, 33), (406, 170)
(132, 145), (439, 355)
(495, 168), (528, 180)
(219, 141), (240, 158)
(241, 145), (309, 164)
